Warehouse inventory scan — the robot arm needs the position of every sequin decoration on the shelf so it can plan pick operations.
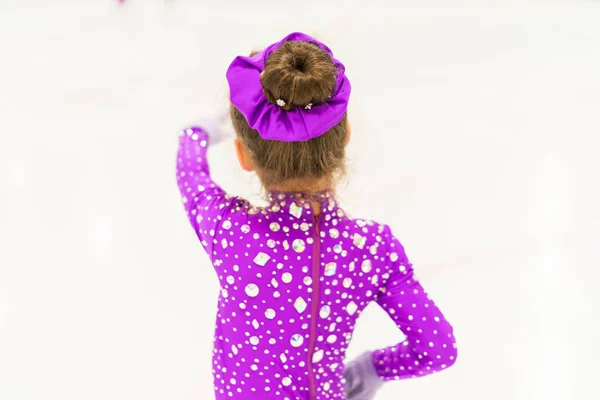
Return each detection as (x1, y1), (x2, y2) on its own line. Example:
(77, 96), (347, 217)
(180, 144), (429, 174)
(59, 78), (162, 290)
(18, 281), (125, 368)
(250, 336), (259, 345)
(245, 284), (259, 297)
(362, 259), (372, 273)
(290, 334), (304, 347)
(300, 222), (309, 231)
(329, 228), (339, 239)
(222, 220), (232, 230)
(254, 252), (270, 266)
(327, 334), (337, 344)
(241, 224), (250, 234)
(320, 305), (331, 318)
(333, 244), (342, 254)
(343, 277), (352, 288)
(282, 377), (292, 386)
(294, 297), (307, 313)
(303, 276), (313, 285)
(252, 319), (259, 329)
(346, 301), (358, 315)
(265, 308), (276, 319)
(390, 252), (399, 262)
(270, 222), (281, 232)
(324, 262), (337, 276)
(292, 239), (306, 253)
(289, 202), (303, 218)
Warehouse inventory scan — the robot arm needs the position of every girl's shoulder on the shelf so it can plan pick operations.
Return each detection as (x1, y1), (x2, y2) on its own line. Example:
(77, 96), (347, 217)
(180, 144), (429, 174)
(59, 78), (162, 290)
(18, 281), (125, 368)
(334, 216), (408, 258)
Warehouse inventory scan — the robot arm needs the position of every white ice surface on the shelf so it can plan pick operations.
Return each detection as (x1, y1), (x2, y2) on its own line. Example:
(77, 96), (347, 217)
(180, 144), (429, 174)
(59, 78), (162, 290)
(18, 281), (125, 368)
(1, 1), (599, 399)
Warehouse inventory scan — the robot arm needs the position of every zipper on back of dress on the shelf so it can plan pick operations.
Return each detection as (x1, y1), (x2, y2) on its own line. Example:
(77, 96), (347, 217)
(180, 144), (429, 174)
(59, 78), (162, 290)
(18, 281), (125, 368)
(307, 211), (322, 399)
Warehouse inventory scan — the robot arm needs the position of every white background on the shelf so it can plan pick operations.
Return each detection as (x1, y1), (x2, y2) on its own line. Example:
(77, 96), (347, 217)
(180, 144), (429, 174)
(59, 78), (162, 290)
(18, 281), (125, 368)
(1, 1), (599, 399)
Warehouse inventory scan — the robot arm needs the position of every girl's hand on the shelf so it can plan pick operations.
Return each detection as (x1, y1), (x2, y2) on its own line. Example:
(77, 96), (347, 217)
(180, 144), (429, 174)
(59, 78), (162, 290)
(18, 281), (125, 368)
(194, 111), (234, 146)
(344, 351), (385, 400)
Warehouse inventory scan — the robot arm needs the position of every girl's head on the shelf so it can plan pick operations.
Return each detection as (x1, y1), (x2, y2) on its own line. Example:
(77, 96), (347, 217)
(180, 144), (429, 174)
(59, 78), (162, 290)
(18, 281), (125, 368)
(228, 36), (351, 191)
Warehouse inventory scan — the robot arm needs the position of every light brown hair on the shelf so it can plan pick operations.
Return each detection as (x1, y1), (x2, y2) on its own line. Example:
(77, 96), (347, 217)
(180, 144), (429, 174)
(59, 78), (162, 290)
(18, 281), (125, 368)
(230, 41), (348, 189)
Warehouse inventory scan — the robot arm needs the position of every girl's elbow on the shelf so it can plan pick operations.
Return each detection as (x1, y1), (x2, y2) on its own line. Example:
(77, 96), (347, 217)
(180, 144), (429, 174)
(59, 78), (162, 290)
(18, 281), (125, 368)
(441, 329), (458, 367)
(429, 339), (458, 372)
(441, 340), (458, 370)
(446, 346), (458, 369)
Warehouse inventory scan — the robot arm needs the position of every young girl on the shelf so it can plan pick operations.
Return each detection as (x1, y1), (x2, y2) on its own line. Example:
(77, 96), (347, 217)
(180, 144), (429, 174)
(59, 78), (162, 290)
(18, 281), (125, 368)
(176, 32), (457, 400)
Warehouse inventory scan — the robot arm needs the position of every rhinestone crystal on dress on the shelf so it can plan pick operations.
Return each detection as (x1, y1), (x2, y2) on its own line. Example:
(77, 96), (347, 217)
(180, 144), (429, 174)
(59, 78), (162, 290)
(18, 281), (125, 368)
(282, 272), (293, 283)
(362, 259), (372, 273)
(325, 262), (337, 276)
(292, 239), (306, 253)
(353, 233), (366, 249)
(245, 284), (259, 297)
(253, 252), (270, 266)
(312, 349), (324, 362)
(294, 297), (307, 313)
(346, 301), (358, 315)
(289, 202), (303, 218)
(290, 334), (304, 347)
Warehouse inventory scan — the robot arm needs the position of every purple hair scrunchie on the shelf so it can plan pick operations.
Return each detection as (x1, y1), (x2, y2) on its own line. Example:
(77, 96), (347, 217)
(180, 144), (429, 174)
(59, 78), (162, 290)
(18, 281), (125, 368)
(226, 32), (351, 142)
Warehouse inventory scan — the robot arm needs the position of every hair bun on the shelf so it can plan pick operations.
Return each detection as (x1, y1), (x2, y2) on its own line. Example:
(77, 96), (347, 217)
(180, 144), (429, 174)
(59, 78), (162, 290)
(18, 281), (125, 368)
(261, 41), (337, 111)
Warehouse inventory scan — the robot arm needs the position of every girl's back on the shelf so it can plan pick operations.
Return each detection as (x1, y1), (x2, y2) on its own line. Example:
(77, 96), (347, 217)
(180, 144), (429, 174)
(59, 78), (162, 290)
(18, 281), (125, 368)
(176, 32), (456, 400)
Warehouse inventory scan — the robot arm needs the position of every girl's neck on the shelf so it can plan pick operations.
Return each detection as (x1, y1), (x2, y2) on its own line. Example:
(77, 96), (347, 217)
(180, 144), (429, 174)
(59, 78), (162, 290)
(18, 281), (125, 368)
(266, 177), (333, 194)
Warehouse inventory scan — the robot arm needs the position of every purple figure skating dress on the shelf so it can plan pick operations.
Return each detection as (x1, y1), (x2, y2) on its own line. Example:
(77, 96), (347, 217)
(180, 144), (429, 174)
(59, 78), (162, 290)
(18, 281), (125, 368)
(176, 129), (457, 400)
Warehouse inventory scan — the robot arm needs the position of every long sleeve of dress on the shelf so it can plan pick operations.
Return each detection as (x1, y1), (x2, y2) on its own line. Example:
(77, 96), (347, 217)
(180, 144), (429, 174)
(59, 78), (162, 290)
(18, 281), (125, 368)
(371, 226), (457, 381)
(176, 126), (231, 259)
